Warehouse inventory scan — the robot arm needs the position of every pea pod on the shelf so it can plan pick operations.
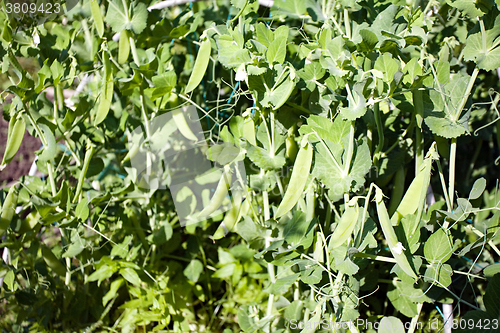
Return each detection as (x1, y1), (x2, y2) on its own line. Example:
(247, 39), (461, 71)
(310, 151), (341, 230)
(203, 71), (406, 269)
(388, 166), (405, 216)
(90, 0), (104, 38)
(1, 115), (26, 170)
(390, 151), (433, 226)
(275, 137), (313, 219)
(41, 245), (67, 277)
(118, 30), (130, 64)
(172, 108), (198, 141)
(198, 165), (232, 219)
(330, 199), (359, 249)
(213, 192), (244, 239)
(94, 50), (114, 126)
(185, 38), (211, 94)
(0, 185), (18, 237)
(375, 186), (418, 281)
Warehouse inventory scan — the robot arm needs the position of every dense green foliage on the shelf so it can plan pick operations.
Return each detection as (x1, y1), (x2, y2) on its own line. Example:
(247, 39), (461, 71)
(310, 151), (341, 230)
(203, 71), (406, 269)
(2, 0), (500, 332)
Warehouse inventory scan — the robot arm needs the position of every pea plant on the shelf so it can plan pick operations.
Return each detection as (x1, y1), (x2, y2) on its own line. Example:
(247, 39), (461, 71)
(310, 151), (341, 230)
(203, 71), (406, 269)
(1, 0), (500, 332)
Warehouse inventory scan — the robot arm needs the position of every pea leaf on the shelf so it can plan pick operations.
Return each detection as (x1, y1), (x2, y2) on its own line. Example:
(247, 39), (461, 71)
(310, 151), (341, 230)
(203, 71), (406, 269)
(484, 274), (500, 318)
(424, 229), (453, 263)
(105, 0), (148, 34)
(267, 35), (287, 65)
(463, 13), (500, 71)
(119, 267), (142, 286)
(247, 64), (296, 110)
(469, 177), (487, 199)
(183, 259), (204, 283)
(387, 280), (431, 317)
(374, 52), (399, 85)
(424, 73), (472, 138)
(424, 263), (453, 287)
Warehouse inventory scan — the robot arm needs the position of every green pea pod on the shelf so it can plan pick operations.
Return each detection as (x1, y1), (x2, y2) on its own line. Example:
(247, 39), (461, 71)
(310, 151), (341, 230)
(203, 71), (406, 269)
(198, 166), (232, 219)
(390, 154), (432, 226)
(275, 137), (313, 218)
(0, 185), (18, 237)
(1, 115), (26, 170)
(90, 0), (104, 38)
(118, 30), (130, 64)
(330, 199), (359, 249)
(1, 20), (12, 43)
(185, 38), (211, 94)
(375, 186), (418, 281)
(94, 50), (114, 126)
(41, 245), (67, 277)
(172, 108), (198, 141)
(388, 166), (405, 216)
(213, 192), (243, 239)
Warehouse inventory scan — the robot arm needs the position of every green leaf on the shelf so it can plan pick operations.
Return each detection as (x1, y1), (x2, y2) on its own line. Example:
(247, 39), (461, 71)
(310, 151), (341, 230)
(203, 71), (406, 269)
(424, 74), (472, 138)
(463, 14), (500, 71)
(424, 229), (453, 263)
(267, 35), (287, 65)
(246, 145), (286, 170)
(297, 62), (326, 92)
(119, 267), (142, 286)
(102, 278), (124, 306)
(216, 34), (251, 69)
(357, 29), (378, 52)
(339, 85), (367, 121)
(374, 53), (399, 84)
(213, 263), (236, 278)
(470, 177), (487, 199)
(434, 60), (450, 85)
(378, 317), (406, 333)
(448, 0), (491, 18)
(183, 259), (204, 283)
(88, 261), (118, 284)
(105, 0), (148, 34)
(484, 274), (500, 318)
(256, 22), (274, 47)
(424, 263), (453, 287)
(282, 211), (309, 246)
(484, 263), (500, 277)
(247, 65), (296, 110)
(75, 197), (89, 221)
(387, 280), (429, 317)
(454, 311), (498, 333)
(37, 124), (57, 163)
(63, 236), (85, 258)
(268, 273), (300, 294)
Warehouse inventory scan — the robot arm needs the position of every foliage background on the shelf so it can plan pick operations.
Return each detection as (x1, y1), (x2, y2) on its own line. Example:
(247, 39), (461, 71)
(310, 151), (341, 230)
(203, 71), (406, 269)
(1, 0), (500, 332)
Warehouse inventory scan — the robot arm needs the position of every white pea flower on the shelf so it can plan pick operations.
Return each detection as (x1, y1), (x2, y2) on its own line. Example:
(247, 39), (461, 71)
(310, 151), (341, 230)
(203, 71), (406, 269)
(235, 63), (247, 81)
(33, 30), (40, 47)
(392, 242), (406, 255)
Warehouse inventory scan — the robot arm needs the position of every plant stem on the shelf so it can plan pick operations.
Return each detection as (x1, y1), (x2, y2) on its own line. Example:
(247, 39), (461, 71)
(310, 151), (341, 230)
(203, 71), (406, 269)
(448, 138), (457, 209)
(129, 36), (140, 67)
(373, 102), (384, 167)
(436, 159), (452, 212)
(73, 142), (95, 204)
(408, 303), (423, 333)
(263, 190), (275, 327)
(343, 121), (355, 178)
